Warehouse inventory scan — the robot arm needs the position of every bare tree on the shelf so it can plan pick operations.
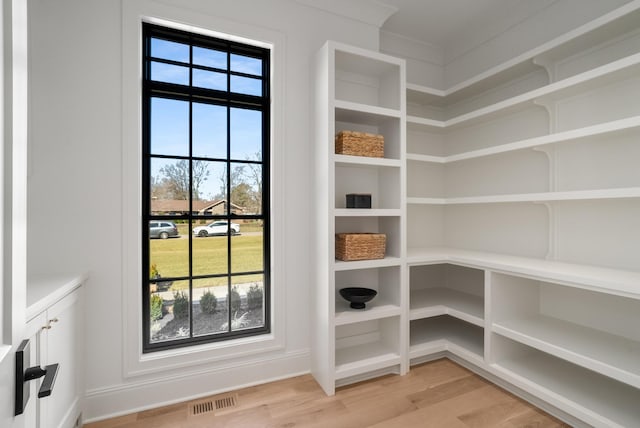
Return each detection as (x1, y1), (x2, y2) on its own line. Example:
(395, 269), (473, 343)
(245, 151), (263, 213)
(217, 164), (246, 200)
(154, 160), (210, 200)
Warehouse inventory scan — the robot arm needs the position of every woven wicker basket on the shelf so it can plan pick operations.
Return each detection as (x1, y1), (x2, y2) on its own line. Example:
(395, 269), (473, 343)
(335, 131), (384, 158)
(335, 233), (386, 261)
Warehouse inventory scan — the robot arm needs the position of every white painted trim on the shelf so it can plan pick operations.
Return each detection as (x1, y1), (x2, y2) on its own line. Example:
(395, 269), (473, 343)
(84, 349), (309, 423)
(294, 0), (397, 28)
(2, 0), (28, 359)
(121, 0), (287, 378)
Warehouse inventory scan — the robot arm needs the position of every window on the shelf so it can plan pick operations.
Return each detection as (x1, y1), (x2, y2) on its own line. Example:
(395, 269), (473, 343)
(142, 23), (270, 352)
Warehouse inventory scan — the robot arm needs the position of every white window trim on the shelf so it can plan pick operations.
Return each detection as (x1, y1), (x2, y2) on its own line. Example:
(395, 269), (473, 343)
(121, 0), (286, 377)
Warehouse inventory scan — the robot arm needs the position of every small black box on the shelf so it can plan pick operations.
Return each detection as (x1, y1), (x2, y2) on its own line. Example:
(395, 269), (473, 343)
(346, 194), (372, 208)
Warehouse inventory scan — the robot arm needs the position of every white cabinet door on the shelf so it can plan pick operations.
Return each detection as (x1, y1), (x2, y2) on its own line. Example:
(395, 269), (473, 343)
(22, 314), (47, 428)
(40, 290), (82, 428)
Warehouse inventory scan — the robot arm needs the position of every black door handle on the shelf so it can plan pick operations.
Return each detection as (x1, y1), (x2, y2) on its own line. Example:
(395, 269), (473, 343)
(15, 339), (60, 415)
(25, 363), (59, 397)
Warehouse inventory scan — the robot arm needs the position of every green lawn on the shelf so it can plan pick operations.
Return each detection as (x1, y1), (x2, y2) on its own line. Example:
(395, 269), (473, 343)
(150, 234), (264, 289)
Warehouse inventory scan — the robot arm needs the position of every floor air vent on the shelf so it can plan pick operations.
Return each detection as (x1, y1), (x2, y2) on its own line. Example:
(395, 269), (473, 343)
(215, 395), (237, 410)
(192, 400), (215, 415)
(190, 394), (237, 416)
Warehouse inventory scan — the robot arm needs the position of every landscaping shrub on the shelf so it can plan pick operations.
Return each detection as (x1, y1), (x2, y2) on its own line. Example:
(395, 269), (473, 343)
(247, 284), (263, 310)
(150, 293), (163, 321)
(200, 289), (217, 314)
(230, 286), (242, 313)
(173, 290), (189, 319)
(150, 263), (159, 280)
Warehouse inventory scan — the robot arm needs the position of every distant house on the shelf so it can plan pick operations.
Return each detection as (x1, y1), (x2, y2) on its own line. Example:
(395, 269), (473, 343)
(150, 199), (244, 216)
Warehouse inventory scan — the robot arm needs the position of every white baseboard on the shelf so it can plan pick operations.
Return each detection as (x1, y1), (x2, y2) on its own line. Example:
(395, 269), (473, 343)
(83, 349), (310, 423)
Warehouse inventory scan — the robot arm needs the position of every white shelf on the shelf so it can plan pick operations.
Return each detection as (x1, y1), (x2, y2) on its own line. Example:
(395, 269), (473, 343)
(405, 1), (640, 103)
(334, 154), (402, 168)
(493, 350), (640, 428)
(334, 99), (401, 121)
(407, 187), (640, 205)
(406, 153), (446, 164)
(406, 114), (445, 130)
(335, 299), (401, 326)
(406, 247), (640, 299)
(335, 341), (401, 380)
(407, 52), (640, 129)
(407, 197), (446, 205)
(410, 316), (484, 362)
(410, 288), (483, 326)
(334, 256), (403, 271)
(493, 315), (640, 389)
(334, 208), (401, 217)
(406, 116), (640, 164)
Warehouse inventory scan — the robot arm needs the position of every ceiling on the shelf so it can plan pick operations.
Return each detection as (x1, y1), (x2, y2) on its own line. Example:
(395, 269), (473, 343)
(296, 0), (558, 60)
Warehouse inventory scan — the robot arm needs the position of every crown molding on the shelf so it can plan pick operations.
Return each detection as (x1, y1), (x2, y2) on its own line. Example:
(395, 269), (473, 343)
(294, 0), (398, 28)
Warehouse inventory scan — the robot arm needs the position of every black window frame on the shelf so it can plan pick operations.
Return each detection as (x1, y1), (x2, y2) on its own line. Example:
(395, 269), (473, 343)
(141, 23), (271, 352)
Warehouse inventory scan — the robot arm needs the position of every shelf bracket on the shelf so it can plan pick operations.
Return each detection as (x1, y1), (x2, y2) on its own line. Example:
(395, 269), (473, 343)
(533, 98), (560, 193)
(535, 201), (557, 260)
(533, 98), (558, 134)
(533, 55), (557, 83)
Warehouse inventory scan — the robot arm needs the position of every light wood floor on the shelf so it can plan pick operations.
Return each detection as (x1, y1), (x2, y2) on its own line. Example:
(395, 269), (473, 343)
(84, 358), (569, 428)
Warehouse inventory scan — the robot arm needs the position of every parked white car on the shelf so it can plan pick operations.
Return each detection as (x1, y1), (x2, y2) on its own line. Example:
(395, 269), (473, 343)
(193, 220), (240, 237)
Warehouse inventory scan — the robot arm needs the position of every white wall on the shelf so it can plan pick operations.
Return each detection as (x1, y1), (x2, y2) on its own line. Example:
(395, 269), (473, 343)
(27, 0), (380, 421)
(25, 0), (637, 422)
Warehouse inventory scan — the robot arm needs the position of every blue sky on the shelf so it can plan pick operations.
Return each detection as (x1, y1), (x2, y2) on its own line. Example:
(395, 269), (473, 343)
(149, 38), (263, 200)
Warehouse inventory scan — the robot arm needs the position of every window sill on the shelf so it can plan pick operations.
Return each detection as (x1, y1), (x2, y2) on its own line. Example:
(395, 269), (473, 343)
(126, 331), (283, 378)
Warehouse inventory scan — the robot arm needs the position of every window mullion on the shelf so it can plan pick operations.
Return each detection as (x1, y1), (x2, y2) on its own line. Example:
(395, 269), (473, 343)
(142, 23), (270, 352)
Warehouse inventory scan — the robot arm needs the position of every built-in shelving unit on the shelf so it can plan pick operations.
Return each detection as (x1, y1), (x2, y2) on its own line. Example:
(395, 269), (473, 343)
(403, 2), (640, 425)
(313, 41), (406, 395)
(315, 2), (640, 424)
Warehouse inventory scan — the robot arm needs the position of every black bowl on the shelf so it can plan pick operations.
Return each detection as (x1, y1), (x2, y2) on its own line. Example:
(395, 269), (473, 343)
(339, 287), (377, 310)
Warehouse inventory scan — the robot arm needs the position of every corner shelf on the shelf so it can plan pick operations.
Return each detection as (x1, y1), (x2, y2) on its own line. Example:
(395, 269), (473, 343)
(407, 52), (640, 128)
(410, 288), (483, 326)
(406, 115), (640, 164)
(406, 1), (640, 106)
(410, 316), (484, 363)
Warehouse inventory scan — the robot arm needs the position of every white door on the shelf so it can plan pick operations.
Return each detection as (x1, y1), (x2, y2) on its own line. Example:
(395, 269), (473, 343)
(0, 0), (30, 427)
